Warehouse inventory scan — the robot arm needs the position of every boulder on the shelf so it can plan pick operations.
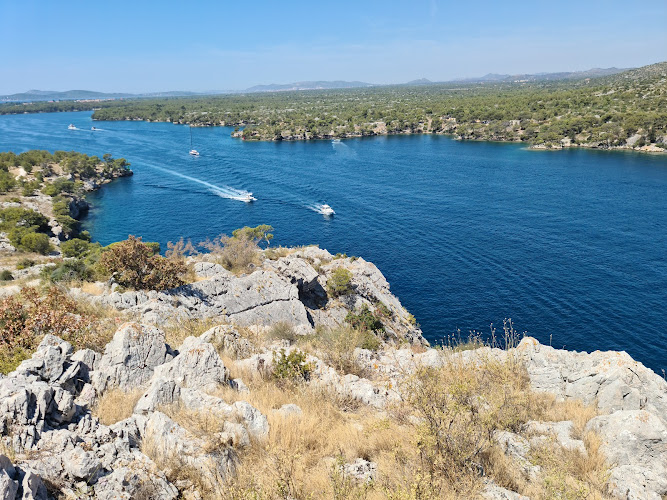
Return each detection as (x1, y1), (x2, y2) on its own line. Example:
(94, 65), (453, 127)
(152, 341), (228, 391)
(586, 410), (667, 499)
(92, 323), (174, 394)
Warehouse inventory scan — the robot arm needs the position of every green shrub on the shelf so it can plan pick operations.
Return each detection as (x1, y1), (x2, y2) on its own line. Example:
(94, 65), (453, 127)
(60, 238), (92, 258)
(0, 270), (13, 281)
(0, 207), (50, 232)
(41, 260), (94, 283)
(10, 230), (53, 255)
(314, 325), (380, 375)
(327, 268), (353, 297)
(42, 178), (75, 197)
(345, 305), (385, 333)
(272, 348), (313, 382)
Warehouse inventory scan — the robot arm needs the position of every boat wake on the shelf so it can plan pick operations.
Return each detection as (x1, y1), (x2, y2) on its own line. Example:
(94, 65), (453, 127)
(144, 164), (255, 203)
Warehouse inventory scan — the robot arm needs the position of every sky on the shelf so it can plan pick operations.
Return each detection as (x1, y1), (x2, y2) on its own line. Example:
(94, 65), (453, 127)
(1, 0), (665, 94)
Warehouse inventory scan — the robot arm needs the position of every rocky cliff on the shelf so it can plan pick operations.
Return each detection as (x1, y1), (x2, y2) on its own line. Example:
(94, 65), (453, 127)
(0, 249), (665, 499)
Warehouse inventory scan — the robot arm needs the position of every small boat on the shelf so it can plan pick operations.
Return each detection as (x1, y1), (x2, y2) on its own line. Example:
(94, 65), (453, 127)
(332, 138), (341, 144)
(67, 124), (76, 130)
(188, 126), (199, 156)
(241, 193), (257, 203)
(320, 204), (335, 215)
(91, 126), (98, 131)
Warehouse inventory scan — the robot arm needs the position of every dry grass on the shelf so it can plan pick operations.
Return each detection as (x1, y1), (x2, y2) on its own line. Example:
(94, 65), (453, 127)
(93, 387), (144, 426)
(161, 315), (221, 348)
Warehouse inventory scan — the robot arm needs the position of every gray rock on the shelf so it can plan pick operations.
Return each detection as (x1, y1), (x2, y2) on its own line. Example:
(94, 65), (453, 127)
(63, 447), (101, 480)
(12, 335), (74, 384)
(482, 479), (529, 500)
(134, 379), (181, 415)
(271, 404), (302, 418)
(494, 430), (541, 480)
(152, 341), (228, 391)
(342, 458), (376, 483)
(586, 410), (667, 499)
(525, 420), (586, 455)
(92, 323), (173, 394)
(19, 470), (48, 500)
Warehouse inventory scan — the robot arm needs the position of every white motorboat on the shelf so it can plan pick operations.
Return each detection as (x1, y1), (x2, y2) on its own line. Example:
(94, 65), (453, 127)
(241, 192), (257, 203)
(332, 138), (341, 143)
(189, 149), (200, 156)
(320, 204), (335, 215)
(67, 124), (76, 130)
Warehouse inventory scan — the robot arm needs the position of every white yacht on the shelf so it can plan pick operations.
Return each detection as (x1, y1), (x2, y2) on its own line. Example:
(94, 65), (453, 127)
(189, 149), (200, 156)
(320, 204), (335, 215)
(332, 138), (341, 143)
(241, 192), (257, 203)
(67, 124), (76, 130)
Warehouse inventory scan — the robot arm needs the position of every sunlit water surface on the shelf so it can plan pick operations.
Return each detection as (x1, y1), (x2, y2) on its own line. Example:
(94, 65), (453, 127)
(1, 111), (665, 373)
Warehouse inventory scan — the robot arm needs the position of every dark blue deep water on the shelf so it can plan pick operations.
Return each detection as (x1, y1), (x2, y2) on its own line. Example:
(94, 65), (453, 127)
(1, 111), (665, 373)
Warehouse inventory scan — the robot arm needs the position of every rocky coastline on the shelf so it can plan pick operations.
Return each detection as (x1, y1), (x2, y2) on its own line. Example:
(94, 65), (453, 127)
(0, 246), (665, 499)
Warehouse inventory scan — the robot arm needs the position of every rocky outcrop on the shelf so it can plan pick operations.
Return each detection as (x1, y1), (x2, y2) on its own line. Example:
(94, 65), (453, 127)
(95, 249), (425, 345)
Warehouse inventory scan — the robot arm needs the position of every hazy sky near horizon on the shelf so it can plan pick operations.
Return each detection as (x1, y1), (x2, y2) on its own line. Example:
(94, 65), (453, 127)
(1, 0), (666, 94)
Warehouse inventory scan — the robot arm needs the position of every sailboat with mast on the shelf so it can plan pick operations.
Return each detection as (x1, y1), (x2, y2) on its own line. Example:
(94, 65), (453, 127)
(189, 126), (200, 156)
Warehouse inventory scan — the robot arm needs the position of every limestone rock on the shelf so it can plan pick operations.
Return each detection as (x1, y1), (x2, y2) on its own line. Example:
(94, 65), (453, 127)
(586, 410), (667, 499)
(92, 323), (174, 394)
(342, 458), (377, 483)
(152, 341), (228, 391)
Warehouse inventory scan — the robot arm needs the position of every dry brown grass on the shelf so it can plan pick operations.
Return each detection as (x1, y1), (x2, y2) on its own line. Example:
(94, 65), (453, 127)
(161, 315), (221, 348)
(93, 387), (144, 426)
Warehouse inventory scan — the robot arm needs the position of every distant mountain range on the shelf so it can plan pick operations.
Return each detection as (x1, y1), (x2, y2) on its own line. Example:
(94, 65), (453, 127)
(0, 67), (637, 102)
(452, 67), (629, 83)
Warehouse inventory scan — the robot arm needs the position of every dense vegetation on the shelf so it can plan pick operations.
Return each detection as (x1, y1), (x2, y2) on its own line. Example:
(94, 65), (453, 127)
(0, 150), (131, 254)
(3, 62), (664, 149)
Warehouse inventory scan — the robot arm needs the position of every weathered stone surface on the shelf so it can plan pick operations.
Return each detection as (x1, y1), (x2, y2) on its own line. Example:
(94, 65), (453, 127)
(586, 410), (667, 499)
(271, 404), (302, 419)
(482, 479), (530, 500)
(92, 323), (173, 393)
(525, 420), (586, 455)
(152, 341), (228, 391)
(63, 446), (101, 480)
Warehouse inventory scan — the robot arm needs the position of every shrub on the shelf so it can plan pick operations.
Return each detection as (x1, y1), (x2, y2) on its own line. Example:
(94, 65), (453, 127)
(60, 238), (93, 258)
(0, 207), (50, 232)
(327, 268), (353, 297)
(0, 287), (92, 373)
(16, 258), (35, 270)
(314, 325), (380, 375)
(12, 230), (53, 255)
(0, 270), (13, 281)
(345, 305), (384, 333)
(232, 224), (274, 247)
(269, 321), (298, 343)
(99, 235), (187, 290)
(272, 348), (313, 383)
(200, 234), (260, 274)
(41, 260), (94, 283)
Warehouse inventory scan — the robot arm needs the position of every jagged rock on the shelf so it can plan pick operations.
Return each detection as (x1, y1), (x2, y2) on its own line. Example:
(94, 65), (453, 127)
(342, 458), (377, 483)
(198, 325), (256, 359)
(516, 337), (667, 423)
(12, 335), (74, 384)
(265, 256), (319, 291)
(63, 446), (101, 481)
(152, 341), (228, 391)
(19, 470), (48, 500)
(193, 261), (229, 279)
(92, 323), (174, 394)
(229, 378), (249, 393)
(93, 453), (178, 500)
(586, 410), (667, 499)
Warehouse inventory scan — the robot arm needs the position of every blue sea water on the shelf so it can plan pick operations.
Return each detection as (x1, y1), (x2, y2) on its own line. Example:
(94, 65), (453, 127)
(1, 111), (665, 373)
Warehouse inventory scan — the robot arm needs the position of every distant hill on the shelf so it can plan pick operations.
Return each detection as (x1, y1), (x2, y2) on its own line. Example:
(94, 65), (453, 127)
(243, 81), (375, 93)
(454, 67), (630, 83)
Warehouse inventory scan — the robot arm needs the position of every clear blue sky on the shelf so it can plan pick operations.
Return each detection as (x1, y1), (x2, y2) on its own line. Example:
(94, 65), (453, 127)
(1, 0), (665, 94)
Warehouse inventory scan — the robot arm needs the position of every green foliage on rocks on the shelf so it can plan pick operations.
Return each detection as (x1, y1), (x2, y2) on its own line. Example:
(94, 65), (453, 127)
(327, 268), (354, 297)
(272, 348), (313, 383)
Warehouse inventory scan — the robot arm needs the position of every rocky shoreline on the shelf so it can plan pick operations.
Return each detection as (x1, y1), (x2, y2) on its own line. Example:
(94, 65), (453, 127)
(0, 248), (665, 499)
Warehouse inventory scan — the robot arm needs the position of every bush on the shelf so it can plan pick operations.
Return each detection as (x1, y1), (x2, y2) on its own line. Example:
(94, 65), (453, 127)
(314, 325), (380, 375)
(60, 238), (92, 258)
(16, 258), (35, 270)
(269, 321), (298, 343)
(272, 348), (313, 383)
(200, 234), (260, 274)
(0, 270), (13, 281)
(0, 287), (92, 373)
(41, 260), (94, 283)
(12, 230), (53, 255)
(327, 268), (353, 297)
(0, 207), (50, 232)
(99, 235), (187, 290)
(345, 305), (384, 333)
